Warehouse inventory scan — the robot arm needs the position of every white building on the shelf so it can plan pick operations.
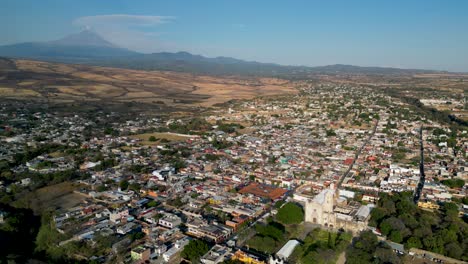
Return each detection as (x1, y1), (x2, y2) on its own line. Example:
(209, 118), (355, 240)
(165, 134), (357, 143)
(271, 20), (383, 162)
(158, 213), (182, 229)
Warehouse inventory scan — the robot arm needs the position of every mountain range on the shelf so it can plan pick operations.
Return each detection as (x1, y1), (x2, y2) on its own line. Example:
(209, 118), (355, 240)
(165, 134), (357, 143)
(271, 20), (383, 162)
(0, 30), (444, 76)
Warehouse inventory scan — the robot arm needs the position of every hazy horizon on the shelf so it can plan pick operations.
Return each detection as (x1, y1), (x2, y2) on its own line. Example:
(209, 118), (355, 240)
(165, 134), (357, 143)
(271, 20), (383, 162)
(2, 0), (468, 72)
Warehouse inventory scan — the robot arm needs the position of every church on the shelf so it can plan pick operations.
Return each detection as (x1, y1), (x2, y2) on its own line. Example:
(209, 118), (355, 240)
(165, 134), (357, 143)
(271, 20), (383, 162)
(294, 184), (372, 234)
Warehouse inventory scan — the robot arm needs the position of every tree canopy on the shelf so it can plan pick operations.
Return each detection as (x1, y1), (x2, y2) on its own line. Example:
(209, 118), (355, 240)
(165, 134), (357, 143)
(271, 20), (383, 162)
(346, 231), (401, 264)
(181, 239), (209, 262)
(119, 179), (129, 190)
(441, 179), (465, 189)
(369, 192), (468, 260)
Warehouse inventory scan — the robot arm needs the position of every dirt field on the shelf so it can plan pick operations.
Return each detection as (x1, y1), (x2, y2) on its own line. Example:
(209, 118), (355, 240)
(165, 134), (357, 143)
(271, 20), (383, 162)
(14, 182), (86, 214)
(0, 59), (297, 109)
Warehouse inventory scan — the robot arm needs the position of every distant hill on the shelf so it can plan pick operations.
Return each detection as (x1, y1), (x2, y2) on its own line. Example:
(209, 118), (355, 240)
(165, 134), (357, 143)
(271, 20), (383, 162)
(0, 30), (139, 61)
(0, 30), (444, 76)
(49, 30), (118, 48)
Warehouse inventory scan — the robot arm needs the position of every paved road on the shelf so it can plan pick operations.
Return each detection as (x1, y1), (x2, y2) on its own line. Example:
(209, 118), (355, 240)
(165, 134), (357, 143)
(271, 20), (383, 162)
(413, 126), (425, 204)
(337, 120), (379, 189)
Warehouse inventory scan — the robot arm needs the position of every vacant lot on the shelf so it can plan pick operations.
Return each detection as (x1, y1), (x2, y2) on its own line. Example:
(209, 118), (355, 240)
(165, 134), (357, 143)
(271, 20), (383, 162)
(14, 182), (86, 214)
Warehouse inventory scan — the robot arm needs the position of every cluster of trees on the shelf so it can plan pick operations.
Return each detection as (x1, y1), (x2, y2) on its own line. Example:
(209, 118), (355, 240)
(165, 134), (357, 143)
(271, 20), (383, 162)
(441, 178), (465, 189)
(215, 121), (244, 133)
(390, 147), (410, 161)
(11, 143), (66, 166)
(211, 138), (233, 149)
(203, 153), (221, 161)
(430, 127), (460, 149)
(118, 180), (141, 192)
(325, 129), (336, 137)
(358, 112), (373, 122)
(370, 192), (467, 260)
(346, 231), (401, 264)
(276, 202), (304, 225)
(128, 164), (151, 174)
(168, 118), (211, 134)
(0, 204), (40, 263)
(35, 211), (118, 263)
(291, 229), (352, 264)
(181, 239), (209, 262)
(158, 146), (188, 171)
(167, 196), (185, 208)
(0, 204), (94, 263)
(247, 221), (286, 253)
(386, 91), (468, 129)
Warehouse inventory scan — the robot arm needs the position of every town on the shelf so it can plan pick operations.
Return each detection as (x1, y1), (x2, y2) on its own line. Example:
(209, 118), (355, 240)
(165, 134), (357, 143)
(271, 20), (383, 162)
(1, 82), (466, 264)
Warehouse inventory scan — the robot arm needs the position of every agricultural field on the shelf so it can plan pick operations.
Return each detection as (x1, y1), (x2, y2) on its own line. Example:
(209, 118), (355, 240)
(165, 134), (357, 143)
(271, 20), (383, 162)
(0, 58), (297, 111)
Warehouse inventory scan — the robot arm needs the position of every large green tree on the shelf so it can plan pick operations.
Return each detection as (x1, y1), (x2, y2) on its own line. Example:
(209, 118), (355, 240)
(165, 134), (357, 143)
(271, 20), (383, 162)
(181, 239), (209, 262)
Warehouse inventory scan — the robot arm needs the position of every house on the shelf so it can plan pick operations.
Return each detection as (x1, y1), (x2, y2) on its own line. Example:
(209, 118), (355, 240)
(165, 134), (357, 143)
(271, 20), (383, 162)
(201, 245), (232, 264)
(231, 250), (266, 264)
(162, 246), (179, 262)
(153, 243), (167, 256)
(417, 201), (440, 210)
(116, 222), (139, 235)
(158, 213), (182, 229)
(131, 246), (151, 263)
(362, 194), (379, 203)
(109, 208), (129, 223)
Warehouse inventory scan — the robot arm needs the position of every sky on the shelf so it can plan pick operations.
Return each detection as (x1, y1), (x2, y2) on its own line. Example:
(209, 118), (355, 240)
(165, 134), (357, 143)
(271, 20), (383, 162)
(2, 0), (468, 71)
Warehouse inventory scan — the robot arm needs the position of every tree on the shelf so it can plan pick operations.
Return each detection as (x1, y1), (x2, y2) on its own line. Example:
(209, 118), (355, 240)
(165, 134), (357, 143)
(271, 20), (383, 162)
(405, 237), (422, 249)
(96, 185), (108, 192)
(445, 242), (463, 259)
(389, 230), (402, 243)
(442, 202), (459, 217)
(181, 239), (209, 262)
(129, 182), (141, 192)
(119, 180), (129, 191)
(130, 231), (145, 241)
(274, 200), (285, 209)
(147, 200), (159, 207)
(375, 245), (402, 264)
(148, 136), (157, 142)
(276, 202), (304, 225)
(380, 220), (392, 236)
(327, 232), (336, 249)
(346, 231), (400, 264)
(369, 207), (387, 226)
(247, 235), (276, 253)
(255, 222), (285, 241)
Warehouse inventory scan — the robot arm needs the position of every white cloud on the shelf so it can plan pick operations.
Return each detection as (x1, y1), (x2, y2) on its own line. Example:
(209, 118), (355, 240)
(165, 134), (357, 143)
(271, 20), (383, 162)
(72, 14), (176, 53)
(73, 14), (174, 28)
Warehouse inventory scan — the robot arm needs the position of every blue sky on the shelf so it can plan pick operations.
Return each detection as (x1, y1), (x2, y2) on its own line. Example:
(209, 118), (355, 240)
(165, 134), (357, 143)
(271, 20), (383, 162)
(2, 0), (468, 71)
